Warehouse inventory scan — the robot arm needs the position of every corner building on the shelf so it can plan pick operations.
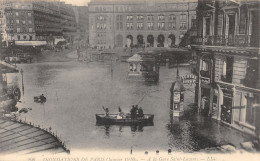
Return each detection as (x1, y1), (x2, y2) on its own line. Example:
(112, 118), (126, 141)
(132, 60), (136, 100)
(88, 0), (197, 49)
(192, 0), (260, 136)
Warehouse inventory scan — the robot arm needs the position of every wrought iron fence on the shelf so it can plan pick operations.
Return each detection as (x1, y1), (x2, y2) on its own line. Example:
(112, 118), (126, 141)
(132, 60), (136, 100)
(192, 35), (253, 47)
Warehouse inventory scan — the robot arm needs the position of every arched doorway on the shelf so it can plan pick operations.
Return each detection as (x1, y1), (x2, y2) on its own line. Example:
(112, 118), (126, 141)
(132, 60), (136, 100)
(168, 34), (175, 47)
(137, 35), (144, 47)
(147, 35), (154, 47)
(126, 35), (133, 47)
(157, 34), (164, 47)
(116, 34), (123, 47)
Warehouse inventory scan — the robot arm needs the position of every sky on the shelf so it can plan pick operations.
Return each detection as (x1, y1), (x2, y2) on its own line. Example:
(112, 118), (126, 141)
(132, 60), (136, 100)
(64, 0), (90, 6)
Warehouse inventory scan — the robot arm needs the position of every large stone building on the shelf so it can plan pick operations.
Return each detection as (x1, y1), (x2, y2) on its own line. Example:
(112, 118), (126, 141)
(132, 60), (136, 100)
(192, 0), (260, 136)
(88, 0), (197, 49)
(0, 0), (80, 47)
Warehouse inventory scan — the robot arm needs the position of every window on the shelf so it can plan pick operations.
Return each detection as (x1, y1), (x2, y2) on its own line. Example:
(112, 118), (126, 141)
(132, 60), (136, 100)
(221, 56), (233, 83)
(126, 23), (133, 30)
(29, 28), (32, 32)
(245, 97), (255, 126)
(28, 20), (32, 24)
(147, 15), (154, 21)
(191, 19), (196, 28)
(17, 28), (20, 32)
(200, 58), (211, 78)
(120, 22), (123, 29)
(29, 36), (32, 40)
(97, 15), (105, 21)
(158, 14), (164, 20)
(16, 12), (19, 16)
(147, 22), (154, 30)
(168, 22), (176, 30)
(126, 15), (133, 21)
(243, 59), (258, 88)
(169, 14), (176, 21)
(180, 14), (187, 21)
(180, 22), (187, 30)
(158, 22), (165, 29)
(137, 15), (143, 20)
(137, 23), (143, 30)
(23, 35), (26, 40)
(17, 35), (20, 40)
(22, 20), (25, 24)
(116, 22), (123, 30)
(28, 12), (31, 16)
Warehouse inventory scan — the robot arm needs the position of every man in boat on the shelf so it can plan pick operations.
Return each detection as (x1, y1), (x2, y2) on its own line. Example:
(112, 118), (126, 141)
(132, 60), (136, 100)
(138, 107), (144, 118)
(102, 106), (109, 117)
(40, 94), (45, 101)
(130, 105), (136, 119)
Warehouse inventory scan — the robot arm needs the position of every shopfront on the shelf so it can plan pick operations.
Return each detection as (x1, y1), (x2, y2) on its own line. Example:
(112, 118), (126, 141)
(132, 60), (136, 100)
(220, 88), (233, 124)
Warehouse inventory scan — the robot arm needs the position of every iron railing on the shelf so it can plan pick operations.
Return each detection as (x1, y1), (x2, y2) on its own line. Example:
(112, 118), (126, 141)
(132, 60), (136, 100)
(191, 35), (255, 47)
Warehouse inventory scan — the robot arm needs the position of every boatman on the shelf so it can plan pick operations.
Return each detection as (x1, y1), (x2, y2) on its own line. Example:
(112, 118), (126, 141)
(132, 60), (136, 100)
(138, 107), (144, 118)
(103, 106), (109, 117)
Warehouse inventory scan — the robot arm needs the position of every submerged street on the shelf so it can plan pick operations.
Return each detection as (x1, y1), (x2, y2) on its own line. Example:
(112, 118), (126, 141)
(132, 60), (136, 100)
(13, 59), (251, 152)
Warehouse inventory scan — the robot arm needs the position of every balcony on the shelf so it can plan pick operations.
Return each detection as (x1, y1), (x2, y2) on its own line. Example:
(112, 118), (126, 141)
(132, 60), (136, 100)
(191, 35), (257, 47)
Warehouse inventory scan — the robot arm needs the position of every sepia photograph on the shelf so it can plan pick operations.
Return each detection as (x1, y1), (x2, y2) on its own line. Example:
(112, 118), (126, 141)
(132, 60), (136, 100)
(0, 0), (259, 160)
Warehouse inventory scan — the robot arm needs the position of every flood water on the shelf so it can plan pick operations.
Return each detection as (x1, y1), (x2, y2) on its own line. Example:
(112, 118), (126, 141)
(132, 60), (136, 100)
(15, 61), (249, 152)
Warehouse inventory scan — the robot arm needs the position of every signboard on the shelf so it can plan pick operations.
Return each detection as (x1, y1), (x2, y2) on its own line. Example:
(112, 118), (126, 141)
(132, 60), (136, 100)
(173, 92), (180, 103)
(181, 74), (197, 86)
(201, 77), (210, 84)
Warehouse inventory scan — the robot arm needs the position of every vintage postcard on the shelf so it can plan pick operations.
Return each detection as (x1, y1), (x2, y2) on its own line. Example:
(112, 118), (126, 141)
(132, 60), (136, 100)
(0, 0), (260, 161)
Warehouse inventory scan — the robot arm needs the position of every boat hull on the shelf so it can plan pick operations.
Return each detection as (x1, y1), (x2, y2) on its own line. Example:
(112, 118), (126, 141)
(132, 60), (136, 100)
(96, 114), (154, 125)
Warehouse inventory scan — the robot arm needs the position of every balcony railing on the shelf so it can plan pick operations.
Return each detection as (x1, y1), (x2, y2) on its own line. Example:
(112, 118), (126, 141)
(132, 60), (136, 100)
(191, 35), (256, 47)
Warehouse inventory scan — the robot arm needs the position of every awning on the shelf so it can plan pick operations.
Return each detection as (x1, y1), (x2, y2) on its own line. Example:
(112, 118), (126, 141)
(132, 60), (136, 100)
(15, 41), (47, 46)
(0, 61), (19, 73)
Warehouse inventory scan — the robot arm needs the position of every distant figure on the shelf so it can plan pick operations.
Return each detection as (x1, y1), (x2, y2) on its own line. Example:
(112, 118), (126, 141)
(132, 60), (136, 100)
(130, 105), (137, 119)
(138, 107), (144, 118)
(77, 48), (80, 60)
(118, 106), (122, 113)
(168, 149), (172, 154)
(103, 106), (109, 117)
(40, 94), (45, 100)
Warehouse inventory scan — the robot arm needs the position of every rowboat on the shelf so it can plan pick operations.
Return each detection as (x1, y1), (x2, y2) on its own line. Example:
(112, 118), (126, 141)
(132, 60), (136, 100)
(33, 96), (46, 103)
(95, 113), (154, 125)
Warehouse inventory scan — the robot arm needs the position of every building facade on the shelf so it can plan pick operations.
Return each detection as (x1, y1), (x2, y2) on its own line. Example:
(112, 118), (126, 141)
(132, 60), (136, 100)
(192, 0), (260, 136)
(88, 0), (197, 49)
(73, 6), (89, 44)
(0, 0), (79, 47)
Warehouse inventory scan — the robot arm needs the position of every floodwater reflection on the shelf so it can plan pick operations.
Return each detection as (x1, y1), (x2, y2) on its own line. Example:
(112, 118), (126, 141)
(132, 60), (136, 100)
(96, 123), (153, 135)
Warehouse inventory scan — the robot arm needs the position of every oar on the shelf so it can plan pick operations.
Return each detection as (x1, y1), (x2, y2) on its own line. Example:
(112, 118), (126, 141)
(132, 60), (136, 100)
(136, 89), (159, 105)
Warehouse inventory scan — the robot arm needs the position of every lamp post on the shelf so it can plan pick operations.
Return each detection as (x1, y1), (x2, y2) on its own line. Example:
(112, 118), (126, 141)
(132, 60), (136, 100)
(170, 53), (185, 117)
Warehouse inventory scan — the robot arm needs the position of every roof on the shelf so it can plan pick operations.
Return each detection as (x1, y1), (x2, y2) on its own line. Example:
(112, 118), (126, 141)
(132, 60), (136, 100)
(127, 53), (156, 62)
(0, 61), (19, 73)
(171, 78), (185, 92)
(15, 41), (47, 46)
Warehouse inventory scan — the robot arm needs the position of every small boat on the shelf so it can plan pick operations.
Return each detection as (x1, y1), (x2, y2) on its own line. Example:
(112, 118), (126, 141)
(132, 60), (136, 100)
(96, 113), (154, 125)
(34, 95), (46, 103)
